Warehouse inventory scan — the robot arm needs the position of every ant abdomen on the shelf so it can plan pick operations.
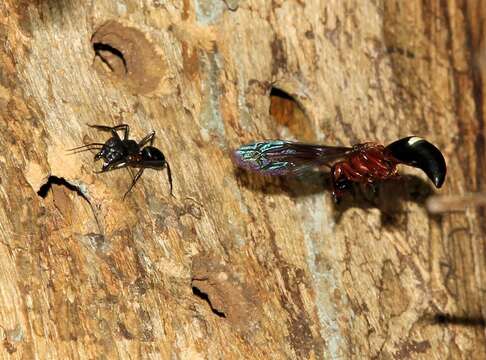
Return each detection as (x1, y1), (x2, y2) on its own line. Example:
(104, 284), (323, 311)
(142, 146), (165, 163)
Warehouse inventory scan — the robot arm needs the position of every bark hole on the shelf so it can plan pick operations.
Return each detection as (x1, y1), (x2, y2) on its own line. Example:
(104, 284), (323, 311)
(91, 21), (166, 94)
(269, 87), (314, 141)
(93, 42), (127, 75)
(192, 286), (226, 318)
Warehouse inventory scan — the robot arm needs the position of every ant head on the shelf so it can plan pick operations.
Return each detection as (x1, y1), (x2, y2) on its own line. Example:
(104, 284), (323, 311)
(95, 137), (124, 163)
(141, 146), (165, 162)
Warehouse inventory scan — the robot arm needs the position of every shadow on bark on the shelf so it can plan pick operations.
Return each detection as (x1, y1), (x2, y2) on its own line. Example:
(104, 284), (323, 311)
(234, 167), (436, 226)
(425, 313), (486, 327)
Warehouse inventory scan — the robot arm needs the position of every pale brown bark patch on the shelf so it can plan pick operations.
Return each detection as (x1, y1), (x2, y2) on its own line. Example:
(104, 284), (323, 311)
(91, 21), (166, 95)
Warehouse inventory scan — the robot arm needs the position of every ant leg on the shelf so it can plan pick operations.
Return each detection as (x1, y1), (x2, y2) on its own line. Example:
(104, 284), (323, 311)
(126, 158), (173, 196)
(88, 125), (121, 141)
(89, 124), (130, 140)
(88, 124), (116, 131)
(123, 168), (144, 200)
(114, 124), (130, 140)
(94, 161), (128, 173)
(126, 167), (136, 180)
(138, 131), (155, 147)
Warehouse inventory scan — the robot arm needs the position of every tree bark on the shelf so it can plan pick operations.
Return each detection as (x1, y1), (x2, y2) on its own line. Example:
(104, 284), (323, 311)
(0, 0), (485, 358)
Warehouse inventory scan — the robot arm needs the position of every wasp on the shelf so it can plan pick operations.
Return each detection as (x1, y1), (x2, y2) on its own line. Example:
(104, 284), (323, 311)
(233, 136), (446, 202)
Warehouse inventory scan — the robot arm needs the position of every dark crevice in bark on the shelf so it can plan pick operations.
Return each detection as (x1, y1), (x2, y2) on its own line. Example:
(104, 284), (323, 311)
(37, 176), (103, 235)
(192, 286), (226, 318)
(37, 176), (86, 199)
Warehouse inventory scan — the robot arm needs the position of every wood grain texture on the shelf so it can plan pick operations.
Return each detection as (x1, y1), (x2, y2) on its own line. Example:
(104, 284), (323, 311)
(0, 0), (485, 358)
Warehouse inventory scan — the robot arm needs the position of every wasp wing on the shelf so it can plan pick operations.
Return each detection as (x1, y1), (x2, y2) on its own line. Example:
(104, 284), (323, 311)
(233, 140), (352, 175)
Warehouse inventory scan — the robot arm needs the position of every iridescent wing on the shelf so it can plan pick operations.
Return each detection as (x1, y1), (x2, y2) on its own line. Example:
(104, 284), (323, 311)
(233, 140), (352, 175)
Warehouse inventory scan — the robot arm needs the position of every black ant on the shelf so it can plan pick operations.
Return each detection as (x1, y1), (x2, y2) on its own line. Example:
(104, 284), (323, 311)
(69, 124), (172, 199)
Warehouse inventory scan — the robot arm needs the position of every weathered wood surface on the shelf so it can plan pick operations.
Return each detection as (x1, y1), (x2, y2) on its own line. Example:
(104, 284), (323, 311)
(0, 0), (485, 358)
